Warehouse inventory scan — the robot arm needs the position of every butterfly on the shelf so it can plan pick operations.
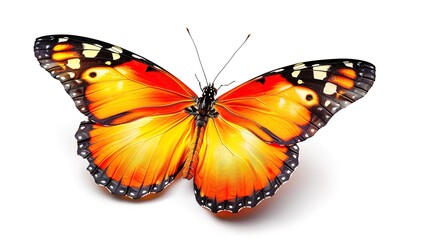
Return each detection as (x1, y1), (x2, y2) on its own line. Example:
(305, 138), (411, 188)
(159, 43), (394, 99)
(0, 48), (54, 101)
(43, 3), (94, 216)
(34, 34), (375, 213)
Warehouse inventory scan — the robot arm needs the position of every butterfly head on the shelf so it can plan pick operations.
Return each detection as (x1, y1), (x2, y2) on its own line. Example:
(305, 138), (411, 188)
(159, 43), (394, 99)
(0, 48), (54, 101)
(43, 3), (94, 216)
(202, 83), (218, 101)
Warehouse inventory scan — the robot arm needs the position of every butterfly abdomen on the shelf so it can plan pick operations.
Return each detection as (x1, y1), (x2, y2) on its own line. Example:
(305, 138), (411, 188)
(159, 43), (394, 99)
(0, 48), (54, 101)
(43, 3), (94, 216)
(183, 125), (206, 180)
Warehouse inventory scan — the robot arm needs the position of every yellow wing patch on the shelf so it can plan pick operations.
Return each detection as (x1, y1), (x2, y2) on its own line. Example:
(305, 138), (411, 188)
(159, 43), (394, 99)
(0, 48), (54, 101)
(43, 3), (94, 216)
(77, 112), (195, 197)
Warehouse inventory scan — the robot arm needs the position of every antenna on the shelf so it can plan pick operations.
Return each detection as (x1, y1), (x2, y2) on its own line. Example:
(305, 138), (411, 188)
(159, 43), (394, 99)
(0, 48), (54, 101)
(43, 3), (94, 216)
(187, 28), (209, 86)
(217, 80), (236, 91)
(212, 33), (250, 85)
(194, 74), (203, 91)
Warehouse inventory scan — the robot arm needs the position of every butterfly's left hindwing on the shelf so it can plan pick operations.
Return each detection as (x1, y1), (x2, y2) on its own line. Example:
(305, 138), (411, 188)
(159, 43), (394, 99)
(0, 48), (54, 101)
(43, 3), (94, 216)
(194, 117), (299, 213)
(35, 35), (198, 198)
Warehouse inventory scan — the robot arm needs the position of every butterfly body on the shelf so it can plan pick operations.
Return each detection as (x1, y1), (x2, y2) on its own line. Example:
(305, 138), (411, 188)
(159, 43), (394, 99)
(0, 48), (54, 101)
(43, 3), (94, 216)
(34, 35), (375, 213)
(183, 84), (219, 179)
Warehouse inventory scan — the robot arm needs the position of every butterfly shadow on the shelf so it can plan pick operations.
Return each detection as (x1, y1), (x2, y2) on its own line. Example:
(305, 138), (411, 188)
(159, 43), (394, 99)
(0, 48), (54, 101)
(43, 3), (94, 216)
(209, 183), (304, 223)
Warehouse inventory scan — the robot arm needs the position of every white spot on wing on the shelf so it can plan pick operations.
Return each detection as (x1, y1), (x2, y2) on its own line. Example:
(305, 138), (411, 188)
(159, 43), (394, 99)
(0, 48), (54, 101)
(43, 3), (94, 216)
(323, 82), (337, 95)
(66, 58), (80, 69)
(293, 63), (306, 70)
(324, 100), (331, 107)
(109, 45), (123, 53)
(313, 65), (330, 71)
(112, 53), (120, 60)
(58, 37), (69, 43)
(132, 54), (143, 59)
(292, 70), (300, 77)
(67, 72), (75, 78)
(314, 71), (327, 80)
(82, 43), (101, 58)
(344, 61), (353, 68)
(313, 65), (330, 80)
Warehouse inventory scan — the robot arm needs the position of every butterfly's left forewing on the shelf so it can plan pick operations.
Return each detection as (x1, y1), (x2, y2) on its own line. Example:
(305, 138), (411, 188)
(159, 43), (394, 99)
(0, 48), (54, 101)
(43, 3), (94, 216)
(194, 59), (375, 212)
(217, 59), (375, 145)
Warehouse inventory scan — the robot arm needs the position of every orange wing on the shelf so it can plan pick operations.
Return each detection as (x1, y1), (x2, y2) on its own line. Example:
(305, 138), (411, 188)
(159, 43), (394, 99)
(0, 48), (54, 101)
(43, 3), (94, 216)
(76, 113), (195, 197)
(194, 117), (299, 212)
(217, 59), (375, 145)
(34, 35), (196, 125)
(34, 35), (197, 197)
(194, 59), (375, 212)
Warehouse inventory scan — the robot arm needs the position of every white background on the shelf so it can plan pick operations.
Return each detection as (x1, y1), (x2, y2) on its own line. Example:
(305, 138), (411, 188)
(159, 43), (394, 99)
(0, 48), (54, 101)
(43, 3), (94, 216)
(1, 0), (428, 239)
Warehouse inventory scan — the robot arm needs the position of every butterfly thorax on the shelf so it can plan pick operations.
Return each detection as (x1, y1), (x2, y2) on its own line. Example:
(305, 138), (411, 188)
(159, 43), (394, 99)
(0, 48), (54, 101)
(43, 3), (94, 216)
(185, 84), (219, 127)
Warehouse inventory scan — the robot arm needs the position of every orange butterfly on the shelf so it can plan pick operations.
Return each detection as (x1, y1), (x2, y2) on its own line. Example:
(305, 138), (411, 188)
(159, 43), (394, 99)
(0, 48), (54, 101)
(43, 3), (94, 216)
(34, 34), (375, 213)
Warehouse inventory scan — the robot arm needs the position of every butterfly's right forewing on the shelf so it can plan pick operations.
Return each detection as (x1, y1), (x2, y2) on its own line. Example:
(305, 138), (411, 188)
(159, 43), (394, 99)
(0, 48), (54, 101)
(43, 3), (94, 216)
(34, 35), (197, 125)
